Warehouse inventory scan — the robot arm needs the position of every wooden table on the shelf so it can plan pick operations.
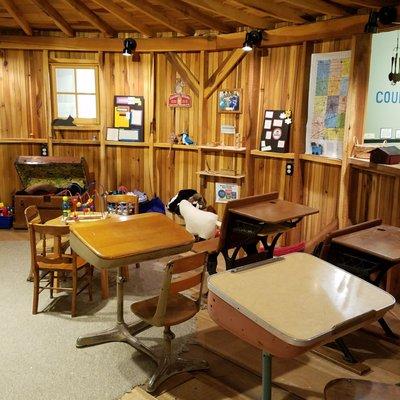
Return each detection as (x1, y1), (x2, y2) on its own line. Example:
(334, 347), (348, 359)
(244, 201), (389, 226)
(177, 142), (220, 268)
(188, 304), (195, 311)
(208, 253), (395, 400)
(68, 212), (194, 350)
(214, 192), (318, 270)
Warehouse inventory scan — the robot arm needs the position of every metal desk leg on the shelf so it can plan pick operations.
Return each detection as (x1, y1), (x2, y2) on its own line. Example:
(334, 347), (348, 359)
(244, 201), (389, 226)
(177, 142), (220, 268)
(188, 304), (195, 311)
(262, 351), (272, 400)
(76, 267), (154, 359)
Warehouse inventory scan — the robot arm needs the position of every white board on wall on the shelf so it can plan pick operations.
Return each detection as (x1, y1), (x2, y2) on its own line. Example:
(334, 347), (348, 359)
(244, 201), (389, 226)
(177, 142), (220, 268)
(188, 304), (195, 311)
(364, 30), (400, 144)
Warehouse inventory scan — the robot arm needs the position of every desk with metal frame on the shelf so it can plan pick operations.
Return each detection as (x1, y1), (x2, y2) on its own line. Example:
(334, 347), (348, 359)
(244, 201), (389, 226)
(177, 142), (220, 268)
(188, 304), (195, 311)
(68, 212), (194, 353)
(208, 253), (396, 400)
(207, 192), (318, 273)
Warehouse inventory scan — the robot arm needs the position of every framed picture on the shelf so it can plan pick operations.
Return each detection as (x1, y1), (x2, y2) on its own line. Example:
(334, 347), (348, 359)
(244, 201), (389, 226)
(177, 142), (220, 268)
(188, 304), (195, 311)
(215, 182), (240, 203)
(217, 89), (242, 114)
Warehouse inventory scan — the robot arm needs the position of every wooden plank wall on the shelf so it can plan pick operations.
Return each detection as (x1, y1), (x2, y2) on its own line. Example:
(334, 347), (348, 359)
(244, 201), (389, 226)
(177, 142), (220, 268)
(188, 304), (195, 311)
(0, 33), (397, 250)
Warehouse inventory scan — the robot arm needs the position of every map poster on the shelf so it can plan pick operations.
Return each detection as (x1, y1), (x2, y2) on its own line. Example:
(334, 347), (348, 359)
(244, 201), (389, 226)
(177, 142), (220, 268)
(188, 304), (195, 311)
(306, 51), (351, 158)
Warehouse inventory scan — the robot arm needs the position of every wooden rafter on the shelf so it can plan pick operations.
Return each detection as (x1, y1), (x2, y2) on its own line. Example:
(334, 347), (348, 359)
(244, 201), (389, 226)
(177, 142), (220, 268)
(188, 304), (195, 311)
(63, 0), (116, 37)
(179, 0), (271, 28)
(30, 0), (74, 37)
(334, 0), (385, 8)
(160, 0), (234, 33)
(204, 49), (247, 98)
(0, 0), (32, 35)
(91, 0), (155, 37)
(234, 0), (308, 23)
(120, 0), (194, 36)
(280, 0), (351, 16)
(165, 52), (199, 95)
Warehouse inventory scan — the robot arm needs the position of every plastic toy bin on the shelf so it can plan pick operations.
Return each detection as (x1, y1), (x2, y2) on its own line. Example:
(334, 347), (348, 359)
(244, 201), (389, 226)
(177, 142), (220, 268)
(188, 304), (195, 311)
(0, 216), (13, 229)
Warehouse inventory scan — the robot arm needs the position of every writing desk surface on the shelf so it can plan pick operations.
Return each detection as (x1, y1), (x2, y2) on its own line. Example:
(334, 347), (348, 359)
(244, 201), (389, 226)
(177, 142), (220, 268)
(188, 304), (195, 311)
(208, 253), (395, 347)
(230, 199), (318, 224)
(69, 213), (194, 269)
(332, 224), (400, 262)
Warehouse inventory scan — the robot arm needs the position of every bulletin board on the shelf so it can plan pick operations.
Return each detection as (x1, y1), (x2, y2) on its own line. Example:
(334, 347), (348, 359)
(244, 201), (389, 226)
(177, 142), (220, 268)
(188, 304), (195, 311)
(113, 95), (144, 142)
(259, 109), (291, 153)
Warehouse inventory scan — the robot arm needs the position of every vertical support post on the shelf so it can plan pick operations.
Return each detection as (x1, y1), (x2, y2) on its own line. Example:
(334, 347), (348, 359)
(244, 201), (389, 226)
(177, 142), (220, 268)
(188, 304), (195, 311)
(262, 351), (272, 400)
(338, 34), (372, 228)
(197, 50), (207, 192)
(288, 41), (313, 244)
(244, 49), (261, 196)
(42, 50), (53, 155)
(98, 51), (107, 196)
(148, 52), (156, 196)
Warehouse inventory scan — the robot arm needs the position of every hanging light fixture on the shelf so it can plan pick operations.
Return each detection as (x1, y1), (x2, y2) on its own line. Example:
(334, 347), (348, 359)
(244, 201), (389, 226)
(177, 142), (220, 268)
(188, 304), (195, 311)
(242, 30), (263, 52)
(122, 38), (137, 56)
(364, 11), (379, 33)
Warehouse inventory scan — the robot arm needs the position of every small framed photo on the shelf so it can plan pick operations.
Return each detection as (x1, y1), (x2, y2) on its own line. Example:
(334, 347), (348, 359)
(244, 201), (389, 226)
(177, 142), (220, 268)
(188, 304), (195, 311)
(217, 89), (242, 113)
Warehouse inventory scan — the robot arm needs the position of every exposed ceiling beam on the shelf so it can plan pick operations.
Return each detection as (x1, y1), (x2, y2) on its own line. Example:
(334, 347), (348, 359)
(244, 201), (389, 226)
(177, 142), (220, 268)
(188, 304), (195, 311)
(165, 52), (199, 95)
(0, 0), (33, 35)
(120, 0), (194, 36)
(160, 0), (235, 33)
(334, 0), (386, 8)
(3, 11), (399, 52)
(234, 0), (308, 23)
(30, 0), (74, 37)
(91, 0), (155, 37)
(279, 0), (351, 16)
(179, 0), (271, 28)
(63, 0), (116, 37)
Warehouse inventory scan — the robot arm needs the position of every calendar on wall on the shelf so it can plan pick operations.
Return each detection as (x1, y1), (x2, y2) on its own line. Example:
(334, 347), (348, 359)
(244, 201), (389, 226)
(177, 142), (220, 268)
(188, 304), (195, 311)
(259, 109), (292, 153)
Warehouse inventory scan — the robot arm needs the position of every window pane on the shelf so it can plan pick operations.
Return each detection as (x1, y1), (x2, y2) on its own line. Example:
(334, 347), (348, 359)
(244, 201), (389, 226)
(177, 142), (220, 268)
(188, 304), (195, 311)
(76, 69), (96, 94)
(77, 94), (96, 118)
(57, 94), (76, 118)
(56, 68), (75, 93)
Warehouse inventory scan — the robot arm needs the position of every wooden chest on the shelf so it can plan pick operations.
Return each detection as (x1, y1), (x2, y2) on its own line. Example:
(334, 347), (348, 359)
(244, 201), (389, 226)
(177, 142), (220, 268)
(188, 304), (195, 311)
(13, 156), (94, 229)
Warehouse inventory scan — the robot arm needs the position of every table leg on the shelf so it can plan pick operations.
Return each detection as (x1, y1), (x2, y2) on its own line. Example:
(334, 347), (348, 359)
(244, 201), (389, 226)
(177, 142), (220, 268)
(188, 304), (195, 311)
(76, 267), (152, 352)
(262, 351), (272, 400)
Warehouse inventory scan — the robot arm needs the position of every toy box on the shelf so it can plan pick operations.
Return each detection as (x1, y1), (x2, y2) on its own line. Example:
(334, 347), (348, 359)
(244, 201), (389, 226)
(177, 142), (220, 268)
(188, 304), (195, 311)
(13, 156), (95, 229)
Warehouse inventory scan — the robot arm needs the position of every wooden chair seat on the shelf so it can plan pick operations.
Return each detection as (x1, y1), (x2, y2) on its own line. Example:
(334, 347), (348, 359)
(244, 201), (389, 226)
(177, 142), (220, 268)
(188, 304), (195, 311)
(131, 293), (198, 327)
(324, 378), (400, 399)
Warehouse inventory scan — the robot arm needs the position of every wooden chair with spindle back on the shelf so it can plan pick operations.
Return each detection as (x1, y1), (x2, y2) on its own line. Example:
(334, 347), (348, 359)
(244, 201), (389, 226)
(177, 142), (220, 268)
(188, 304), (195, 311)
(104, 194), (140, 282)
(30, 223), (93, 317)
(130, 252), (209, 392)
(24, 205), (69, 281)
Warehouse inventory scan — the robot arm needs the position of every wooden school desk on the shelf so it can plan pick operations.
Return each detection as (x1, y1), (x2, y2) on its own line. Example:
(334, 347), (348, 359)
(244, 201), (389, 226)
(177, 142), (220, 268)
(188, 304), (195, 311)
(208, 253), (395, 400)
(68, 212), (194, 350)
(204, 192), (318, 272)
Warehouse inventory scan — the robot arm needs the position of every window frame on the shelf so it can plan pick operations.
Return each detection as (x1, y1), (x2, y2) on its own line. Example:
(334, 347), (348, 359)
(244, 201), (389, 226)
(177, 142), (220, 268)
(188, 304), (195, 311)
(50, 63), (100, 125)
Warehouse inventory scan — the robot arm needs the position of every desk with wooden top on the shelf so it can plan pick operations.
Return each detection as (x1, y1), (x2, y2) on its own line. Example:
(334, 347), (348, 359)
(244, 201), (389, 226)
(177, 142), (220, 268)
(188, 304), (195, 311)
(208, 253), (395, 400)
(67, 212), (194, 350)
(212, 192), (318, 271)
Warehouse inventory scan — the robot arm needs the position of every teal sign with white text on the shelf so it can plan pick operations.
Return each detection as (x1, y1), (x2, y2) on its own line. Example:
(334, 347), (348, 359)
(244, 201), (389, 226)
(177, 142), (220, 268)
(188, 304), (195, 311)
(365, 30), (400, 142)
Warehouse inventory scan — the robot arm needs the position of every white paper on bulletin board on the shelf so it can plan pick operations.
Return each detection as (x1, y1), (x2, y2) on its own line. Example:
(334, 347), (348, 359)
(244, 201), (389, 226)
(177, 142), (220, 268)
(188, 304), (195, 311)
(306, 50), (351, 159)
(215, 182), (240, 203)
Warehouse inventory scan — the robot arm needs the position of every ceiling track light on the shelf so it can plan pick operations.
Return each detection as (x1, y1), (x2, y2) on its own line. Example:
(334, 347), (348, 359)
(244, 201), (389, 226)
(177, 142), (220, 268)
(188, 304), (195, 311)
(242, 30), (263, 52)
(122, 38), (137, 57)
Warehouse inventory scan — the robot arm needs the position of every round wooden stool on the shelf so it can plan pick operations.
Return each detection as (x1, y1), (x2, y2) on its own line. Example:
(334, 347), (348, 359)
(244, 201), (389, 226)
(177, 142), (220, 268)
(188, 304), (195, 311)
(324, 379), (400, 399)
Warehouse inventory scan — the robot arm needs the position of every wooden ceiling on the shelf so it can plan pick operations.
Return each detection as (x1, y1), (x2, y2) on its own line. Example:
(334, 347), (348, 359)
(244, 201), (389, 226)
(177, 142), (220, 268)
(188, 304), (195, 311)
(0, 0), (394, 38)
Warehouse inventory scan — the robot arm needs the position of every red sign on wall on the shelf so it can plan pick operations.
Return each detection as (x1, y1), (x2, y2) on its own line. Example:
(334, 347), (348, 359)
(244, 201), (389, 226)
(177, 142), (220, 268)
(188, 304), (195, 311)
(168, 93), (192, 108)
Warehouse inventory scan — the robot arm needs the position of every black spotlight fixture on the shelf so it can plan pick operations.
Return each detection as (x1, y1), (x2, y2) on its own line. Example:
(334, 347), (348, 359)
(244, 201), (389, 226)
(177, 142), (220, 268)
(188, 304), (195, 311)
(242, 30), (263, 52)
(364, 11), (379, 33)
(122, 38), (137, 57)
(378, 6), (397, 25)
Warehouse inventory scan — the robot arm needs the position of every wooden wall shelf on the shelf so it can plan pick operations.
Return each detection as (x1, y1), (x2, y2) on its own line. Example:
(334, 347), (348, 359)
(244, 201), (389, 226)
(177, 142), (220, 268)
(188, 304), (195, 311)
(299, 154), (342, 166)
(52, 139), (100, 145)
(105, 141), (149, 147)
(0, 138), (47, 144)
(349, 157), (400, 176)
(197, 170), (245, 180)
(154, 143), (198, 150)
(199, 145), (246, 153)
(52, 125), (101, 131)
(251, 150), (295, 159)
